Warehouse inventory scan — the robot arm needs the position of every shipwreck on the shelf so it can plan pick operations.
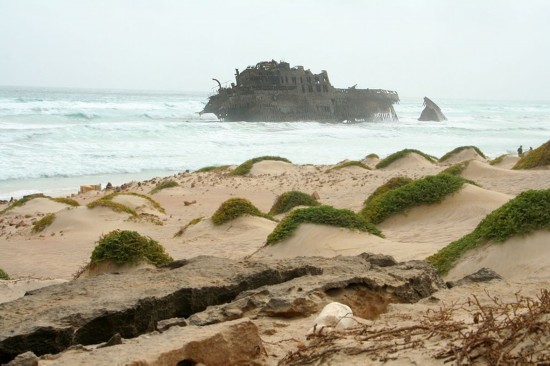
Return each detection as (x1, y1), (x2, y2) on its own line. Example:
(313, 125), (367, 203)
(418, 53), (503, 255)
(200, 60), (399, 122)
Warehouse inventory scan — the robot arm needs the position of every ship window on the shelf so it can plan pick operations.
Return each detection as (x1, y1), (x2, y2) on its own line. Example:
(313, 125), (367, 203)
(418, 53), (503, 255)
(308, 85), (313, 92)
(285, 76), (289, 83)
(323, 85), (328, 92)
(292, 77), (297, 84)
(316, 85), (321, 92)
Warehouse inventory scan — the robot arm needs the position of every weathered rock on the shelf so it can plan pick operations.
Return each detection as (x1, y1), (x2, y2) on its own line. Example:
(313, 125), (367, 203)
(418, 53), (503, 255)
(37, 319), (265, 366)
(97, 333), (122, 348)
(0, 254), (445, 363)
(446, 267), (503, 288)
(358, 252), (397, 267)
(418, 96), (447, 122)
(156, 317), (188, 332)
(4, 351), (38, 366)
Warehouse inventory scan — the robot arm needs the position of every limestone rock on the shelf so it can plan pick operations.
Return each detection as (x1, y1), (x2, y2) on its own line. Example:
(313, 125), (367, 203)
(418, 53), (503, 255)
(446, 267), (503, 288)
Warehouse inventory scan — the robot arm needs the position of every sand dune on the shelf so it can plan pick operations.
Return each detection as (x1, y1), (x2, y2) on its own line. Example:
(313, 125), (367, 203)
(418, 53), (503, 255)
(446, 230), (550, 281)
(379, 152), (435, 171)
(6, 197), (72, 216)
(379, 184), (512, 246)
(461, 160), (522, 179)
(491, 155), (520, 169)
(439, 147), (486, 165)
(249, 160), (300, 176)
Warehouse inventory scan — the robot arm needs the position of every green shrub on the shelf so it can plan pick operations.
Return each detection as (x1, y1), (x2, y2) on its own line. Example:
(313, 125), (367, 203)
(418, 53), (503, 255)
(360, 174), (469, 224)
(195, 165), (230, 173)
(438, 161), (470, 176)
(439, 146), (486, 162)
(150, 180), (179, 194)
(364, 176), (413, 205)
(326, 161), (371, 172)
(174, 216), (203, 237)
(211, 198), (272, 225)
(366, 153), (380, 159)
(428, 189), (550, 274)
(0, 268), (9, 280)
(101, 192), (165, 213)
(267, 205), (383, 245)
(513, 140), (550, 169)
(32, 213), (56, 233)
(375, 149), (436, 169)
(489, 154), (508, 166)
(230, 156), (291, 176)
(87, 199), (137, 216)
(269, 191), (320, 215)
(91, 230), (173, 267)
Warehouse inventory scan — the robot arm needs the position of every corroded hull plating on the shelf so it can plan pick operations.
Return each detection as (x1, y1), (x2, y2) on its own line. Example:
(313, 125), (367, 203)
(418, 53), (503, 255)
(201, 61), (399, 122)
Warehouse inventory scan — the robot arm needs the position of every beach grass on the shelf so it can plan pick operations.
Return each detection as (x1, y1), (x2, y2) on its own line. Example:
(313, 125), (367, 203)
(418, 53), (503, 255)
(269, 191), (320, 215)
(101, 192), (165, 213)
(91, 229), (173, 267)
(438, 161), (470, 176)
(211, 198), (272, 225)
(0, 194), (79, 215)
(87, 199), (138, 216)
(489, 154), (508, 166)
(174, 216), (204, 237)
(31, 213), (56, 234)
(513, 140), (550, 170)
(439, 146), (486, 162)
(365, 153), (380, 159)
(0, 268), (9, 280)
(266, 205), (383, 245)
(326, 160), (371, 172)
(360, 174), (469, 224)
(363, 176), (413, 205)
(230, 156), (291, 176)
(195, 165), (231, 173)
(428, 189), (550, 274)
(150, 180), (179, 194)
(375, 149), (437, 169)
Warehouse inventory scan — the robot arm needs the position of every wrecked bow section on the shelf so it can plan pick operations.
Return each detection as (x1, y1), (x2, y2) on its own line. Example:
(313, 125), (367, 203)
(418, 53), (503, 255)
(201, 60), (400, 122)
(418, 96), (447, 122)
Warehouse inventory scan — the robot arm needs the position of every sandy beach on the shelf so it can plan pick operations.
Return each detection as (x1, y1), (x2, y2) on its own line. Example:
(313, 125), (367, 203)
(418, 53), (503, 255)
(1, 147), (549, 364)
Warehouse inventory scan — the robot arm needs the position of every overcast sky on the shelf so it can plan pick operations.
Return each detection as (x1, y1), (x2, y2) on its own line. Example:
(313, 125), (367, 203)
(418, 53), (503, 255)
(1, 0), (549, 100)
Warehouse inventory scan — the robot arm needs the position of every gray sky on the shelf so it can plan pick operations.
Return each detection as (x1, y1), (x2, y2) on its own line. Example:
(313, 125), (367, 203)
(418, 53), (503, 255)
(1, 0), (549, 100)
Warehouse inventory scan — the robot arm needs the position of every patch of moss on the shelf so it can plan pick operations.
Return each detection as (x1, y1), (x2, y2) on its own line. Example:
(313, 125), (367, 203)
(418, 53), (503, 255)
(489, 154), (508, 166)
(195, 165), (230, 173)
(366, 153), (380, 159)
(375, 149), (436, 169)
(439, 146), (486, 162)
(267, 205), (383, 245)
(438, 161), (470, 176)
(211, 198), (272, 225)
(326, 161), (371, 172)
(513, 140), (550, 170)
(360, 174), (469, 224)
(91, 230), (173, 267)
(269, 191), (320, 215)
(87, 199), (138, 216)
(230, 156), (292, 176)
(364, 176), (413, 205)
(150, 180), (179, 194)
(101, 192), (165, 213)
(428, 189), (550, 274)
(0, 268), (9, 280)
(174, 216), (204, 237)
(32, 213), (56, 233)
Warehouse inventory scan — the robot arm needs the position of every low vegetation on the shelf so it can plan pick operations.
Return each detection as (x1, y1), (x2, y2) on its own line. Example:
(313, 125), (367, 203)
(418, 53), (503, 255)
(364, 176), (413, 205)
(195, 165), (230, 173)
(513, 140), (550, 169)
(438, 161), (470, 176)
(87, 199), (137, 216)
(360, 174), (469, 224)
(211, 198), (272, 225)
(489, 154), (508, 166)
(428, 189), (550, 274)
(375, 149), (436, 169)
(31, 213), (56, 233)
(174, 216), (204, 237)
(101, 192), (165, 213)
(230, 156), (291, 176)
(0, 268), (9, 280)
(0, 194), (79, 215)
(150, 180), (179, 194)
(439, 146), (486, 162)
(91, 230), (173, 267)
(269, 191), (320, 215)
(267, 205), (383, 245)
(326, 160), (371, 172)
(365, 153), (380, 159)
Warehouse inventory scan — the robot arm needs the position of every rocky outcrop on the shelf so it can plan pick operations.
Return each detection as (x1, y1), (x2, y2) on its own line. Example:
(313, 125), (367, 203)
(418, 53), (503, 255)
(418, 97), (447, 122)
(0, 254), (445, 363)
(446, 267), (503, 288)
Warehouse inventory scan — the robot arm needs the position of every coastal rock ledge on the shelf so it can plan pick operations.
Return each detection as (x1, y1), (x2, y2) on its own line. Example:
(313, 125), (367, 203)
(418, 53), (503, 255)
(0, 254), (445, 364)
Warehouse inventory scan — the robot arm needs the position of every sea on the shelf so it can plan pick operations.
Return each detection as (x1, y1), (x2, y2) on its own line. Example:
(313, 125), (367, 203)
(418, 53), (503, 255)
(1, 86), (549, 200)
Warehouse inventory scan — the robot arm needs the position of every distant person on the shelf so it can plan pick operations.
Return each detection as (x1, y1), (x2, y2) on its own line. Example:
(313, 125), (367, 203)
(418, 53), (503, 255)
(517, 145), (523, 157)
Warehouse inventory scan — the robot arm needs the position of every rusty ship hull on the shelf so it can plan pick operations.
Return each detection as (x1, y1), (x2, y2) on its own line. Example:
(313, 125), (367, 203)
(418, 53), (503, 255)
(201, 60), (399, 122)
